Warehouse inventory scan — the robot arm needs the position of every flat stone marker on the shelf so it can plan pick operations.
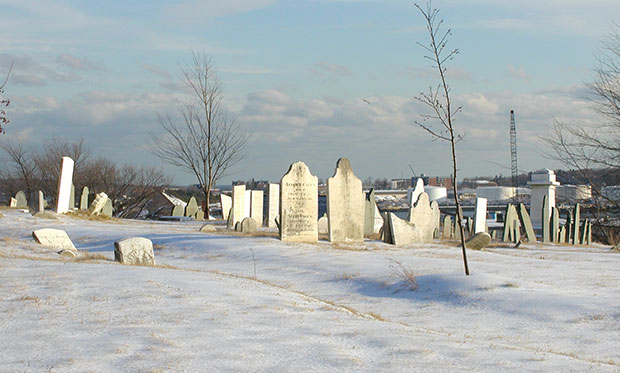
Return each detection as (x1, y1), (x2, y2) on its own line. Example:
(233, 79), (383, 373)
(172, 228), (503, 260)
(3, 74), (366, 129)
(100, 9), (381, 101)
(114, 237), (155, 266)
(466, 232), (491, 250)
(267, 183), (280, 228)
(220, 194), (232, 220)
(89, 192), (109, 215)
(443, 215), (452, 239)
(56, 156), (75, 214)
(228, 184), (246, 230)
(318, 213), (328, 235)
(473, 197), (487, 234)
(199, 224), (217, 233)
(102, 199), (113, 217)
(517, 203), (536, 243)
(408, 192), (440, 243)
(280, 161), (318, 243)
(32, 228), (77, 252)
(80, 186), (89, 210)
(327, 158), (364, 243)
(389, 212), (421, 246)
(15, 191), (27, 209)
(250, 190), (264, 226)
(185, 197), (199, 217)
(240, 217), (259, 233)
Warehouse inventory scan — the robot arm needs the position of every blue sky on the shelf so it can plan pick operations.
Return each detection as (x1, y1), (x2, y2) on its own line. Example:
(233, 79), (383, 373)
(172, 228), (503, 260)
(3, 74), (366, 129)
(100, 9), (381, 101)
(1, 0), (618, 185)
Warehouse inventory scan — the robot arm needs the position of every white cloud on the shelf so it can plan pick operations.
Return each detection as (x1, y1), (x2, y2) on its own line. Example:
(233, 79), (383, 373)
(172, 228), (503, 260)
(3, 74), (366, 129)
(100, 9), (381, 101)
(311, 62), (353, 77)
(506, 64), (529, 80)
(56, 54), (105, 71)
(165, 0), (276, 23)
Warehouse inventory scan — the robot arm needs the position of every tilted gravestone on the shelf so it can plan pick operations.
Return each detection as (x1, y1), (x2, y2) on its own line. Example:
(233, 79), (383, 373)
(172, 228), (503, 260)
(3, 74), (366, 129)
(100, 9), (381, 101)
(517, 203), (536, 243)
(80, 186), (89, 210)
(267, 183), (280, 228)
(228, 184), (246, 230)
(443, 215), (452, 239)
(9, 197), (16, 208)
(502, 204), (518, 242)
(364, 189), (377, 237)
(32, 228), (77, 252)
(580, 220), (589, 245)
(466, 232), (491, 250)
(408, 192), (440, 243)
(407, 178), (424, 209)
(15, 191), (27, 209)
(56, 157), (75, 214)
(89, 192), (109, 215)
(388, 212), (421, 246)
(327, 158), (364, 243)
(185, 197), (199, 217)
(114, 237), (155, 266)
(220, 194), (232, 220)
(279, 161), (318, 243)
(250, 190), (264, 227)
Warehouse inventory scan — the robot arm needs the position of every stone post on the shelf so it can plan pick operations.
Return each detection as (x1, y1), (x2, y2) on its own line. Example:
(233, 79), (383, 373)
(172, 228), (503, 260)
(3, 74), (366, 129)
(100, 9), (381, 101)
(56, 157), (75, 214)
(527, 169), (560, 230)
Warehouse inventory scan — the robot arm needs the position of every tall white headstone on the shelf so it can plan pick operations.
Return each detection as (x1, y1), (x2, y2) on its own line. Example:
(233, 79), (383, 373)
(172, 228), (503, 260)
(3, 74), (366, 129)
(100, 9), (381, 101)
(220, 194), (232, 220)
(56, 157), (75, 214)
(280, 161), (318, 243)
(250, 190), (264, 226)
(473, 197), (488, 234)
(267, 183), (280, 228)
(229, 185), (246, 229)
(528, 169), (560, 229)
(327, 158), (364, 243)
(407, 178), (425, 208)
(244, 189), (251, 220)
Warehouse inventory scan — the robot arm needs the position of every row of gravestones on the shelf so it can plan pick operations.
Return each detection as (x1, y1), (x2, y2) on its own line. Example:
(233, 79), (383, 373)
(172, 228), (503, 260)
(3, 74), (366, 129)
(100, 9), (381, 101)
(9, 186), (113, 218)
(224, 185), (277, 230)
(170, 196), (204, 220)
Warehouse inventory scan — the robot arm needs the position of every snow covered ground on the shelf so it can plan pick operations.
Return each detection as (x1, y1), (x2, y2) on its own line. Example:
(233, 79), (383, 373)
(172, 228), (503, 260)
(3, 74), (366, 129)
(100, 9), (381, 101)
(1, 209), (619, 371)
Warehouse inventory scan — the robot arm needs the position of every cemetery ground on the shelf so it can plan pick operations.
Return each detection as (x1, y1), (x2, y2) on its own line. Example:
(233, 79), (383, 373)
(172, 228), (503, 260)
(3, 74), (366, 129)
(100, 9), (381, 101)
(1, 209), (619, 371)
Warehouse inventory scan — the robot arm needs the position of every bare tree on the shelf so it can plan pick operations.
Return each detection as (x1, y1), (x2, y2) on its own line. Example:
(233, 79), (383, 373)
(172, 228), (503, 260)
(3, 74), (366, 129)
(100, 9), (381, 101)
(150, 52), (249, 219)
(0, 139), (36, 196)
(414, 1), (469, 275)
(0, 60), (13, 134)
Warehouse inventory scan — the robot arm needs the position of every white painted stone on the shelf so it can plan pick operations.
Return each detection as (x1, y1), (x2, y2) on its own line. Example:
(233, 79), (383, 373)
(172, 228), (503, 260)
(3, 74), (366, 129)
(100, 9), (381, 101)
(473, 197), (488, 234)
(327, 158), (364, 243)
(250, 190), (264, 226)
(32, 228), (77, 252)
(267, 183), (280, 228)
(244, 190), (251, 221)
(114, 237), (155, 266)
(88, 192), (109, 215)
(220, 194), (232, 220)
(527, 169), (560, 229)
(280, 161), (318, 243)
(408, 192), (440, 243)
(229, 185), (246, 229)
(56, 157), (75, 214)
(318, 214), (328, 235)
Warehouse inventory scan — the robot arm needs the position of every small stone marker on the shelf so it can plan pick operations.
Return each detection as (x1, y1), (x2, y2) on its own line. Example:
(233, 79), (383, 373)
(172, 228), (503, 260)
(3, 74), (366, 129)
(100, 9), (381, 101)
(240, 217), (259, 233)
(364, 189), (376, 237)
(15, 191), (27, 209)
(80, 186), (89, 210)
(466, 232), (492, 250)
(171, 204), (184, 217)
(250, 190), (264, 226)
(572, 203), (580, 245)
(220, 194), (232, 220)
(56, 156), (75, 214)
(229, 184), (246, 230)
(32, 228), (77, 252)
(542, 196), (551, 243)
(89, 192), (109, 215)
(566, 212), (573, 242)
(559, 226), (566, 243)
(9, 197), (16, 208)
(327, 158), (364, 243)
(194, 210), (204, 221)
(473, 197), (487, 234)
(443, 215), (452, 239)
(551, 207), (559, 243)
(408, 192), (440, 243)
(185, 197), (199, 217)
(388, 212), (421, 246)
(318, 213), (328, 235)
(102, 199), (113, 217)
(517, 203), (536, 243)
(199, 224), (217, 233)
(279, 161), (318, 243)
(114, 237), (155, 266)
(267, 183), (279, 228)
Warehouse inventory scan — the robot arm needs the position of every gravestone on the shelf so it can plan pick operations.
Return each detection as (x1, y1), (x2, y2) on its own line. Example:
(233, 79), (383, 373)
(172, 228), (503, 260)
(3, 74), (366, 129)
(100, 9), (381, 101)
(244, 190), (252, 221)
(9, 197), (16, 208)
(467, 217), (474, 237)
(102, 199), (113, 217)
(279, 161), (318, 243)
(551, 207), (559, 243)
(528, 169), (560, 229)
(364, 189), (377, 237)
(15, 191), (27, 209)
(228, 184), (246, 230)
(572, 203), (580, 244)
(373, 204), (383, 234)
(318, 213), (328, 235)
(542, 196), (551, 243)
(114, 237), (155, 266)
(220, 194), (232, 220)
(56, 157), (75, 214)
(89, 192), (109, 215)
(466, 232), (491, 250)
(185, 197), (199, 217)
(407, 178), (424, 208)
(240, 217), (259, 234)
(171, 204), (184, 217)
(29, 190), (44, 212)
(250, 190), (264, 226)
(443, 215), (452, 239)
(382, 212), (393, 244)
(559, 226), (566, 243)
(70, 184), (76, 210)
(388, 212), (421, 246)
(580, 220), (588, 245)
(517, 203), (536, 243)
(267, 183), (280, 228)
(408, 192), (440, 243)
(566, 212), (573, 243)
(199, 224), (217, 233)
(473, 197), (487, 234)
(194, 210), (204, 220)
(454, 218), (462, 241)
(327, 158), (364, 243)
(502, 204), (519, 243)
(32, 228), (77, 252)
(587, 221), (592, 245)
(80, 186), (89, 210)
(490, 230), (497, 240)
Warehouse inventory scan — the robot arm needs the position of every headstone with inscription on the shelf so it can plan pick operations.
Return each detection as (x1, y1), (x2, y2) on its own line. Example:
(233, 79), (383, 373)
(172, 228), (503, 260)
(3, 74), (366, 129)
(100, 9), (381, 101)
(327, 158), (364, 243)
(15, 191), (27, 209)
(279, 161), (318, 243)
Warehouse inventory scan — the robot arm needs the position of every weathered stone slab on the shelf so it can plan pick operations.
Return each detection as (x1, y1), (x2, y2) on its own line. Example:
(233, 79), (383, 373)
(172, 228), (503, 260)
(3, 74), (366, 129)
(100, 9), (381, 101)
(327, 158), (364, 243)
(185, 197), (199, 217)
(473, 197), (487, 234)
(29, 190), (44, 212)
(70, 184), (76, 210)
(572, 203), (580, 244)
(244, 190), (252, 221)
(228, 185), (246, 230)
(102, 198), (113, 217)
(80, 186), (89, 210)
(517, 203), (536, 243)
(389, 212), (421, 246)
(318, 213), (329, 235)
(466, 232), (491, 250)
(15, 191), (27, 209)
(171, 204), (184, 217)
(551, 207), (559, 243)
(220, 194), (232, 220)
(56, 157), (75, 214)
(503, 204), (518, 242)
(32, 228), (77, 252)
(199, 224), (217, 233)
(580, 219), (588, 245)
(267, 183), (279, 228)
(89, 192), (109, 215)
(114, 237), (155, 266)
(381, 212), (393, 244)
(373, 204), (383, 234)
(408, 192), (440, 243)
(240, 217), (259, 233)
(250, 190), (264, 226)
(542, 196), (551, 243)
(279, 161), (318, 243)
(443, 215), (452, 239)
(194, 210), (204, 221)
(559, 225), (566, 243)
(364, 189), (376, 237)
